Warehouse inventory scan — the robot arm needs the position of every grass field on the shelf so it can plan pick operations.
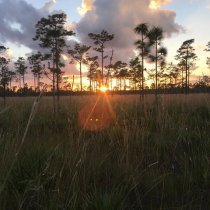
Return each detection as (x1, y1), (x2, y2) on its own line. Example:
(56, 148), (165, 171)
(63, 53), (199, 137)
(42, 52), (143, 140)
(0, 94), (210, 210)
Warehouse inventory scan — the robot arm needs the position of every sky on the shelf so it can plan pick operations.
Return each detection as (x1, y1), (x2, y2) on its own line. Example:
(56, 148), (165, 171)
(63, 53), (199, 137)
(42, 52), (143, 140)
(0, 0), (210, 85)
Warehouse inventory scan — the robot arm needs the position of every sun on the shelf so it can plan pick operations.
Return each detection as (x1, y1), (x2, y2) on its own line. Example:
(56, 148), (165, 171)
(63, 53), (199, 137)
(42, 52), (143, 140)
(100, 86), (108, 92)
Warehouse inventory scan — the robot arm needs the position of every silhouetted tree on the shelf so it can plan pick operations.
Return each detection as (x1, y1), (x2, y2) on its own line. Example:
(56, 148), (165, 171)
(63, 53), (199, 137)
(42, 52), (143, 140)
(205, 42), (210, 67)
(88, 30), (114, 85)
(0, 57), (10, 105)
(7, 70), (16, 90)
(105, 48), (114, 89)
(166, 63), (180, 88)
(193, 75), (210, 90)
(34, 12), (74, 105)
(129, 57), (142, 90)
(148, 27), (167, 94)
(134, 23), (150, 91)
(113, 61), (127, 90)
(15, 57), (27, 90)
(175, 39), (197, 94)
(68, 43), (91, 91)
(28, 52), (43, 92)
(86, 56), (99, 91)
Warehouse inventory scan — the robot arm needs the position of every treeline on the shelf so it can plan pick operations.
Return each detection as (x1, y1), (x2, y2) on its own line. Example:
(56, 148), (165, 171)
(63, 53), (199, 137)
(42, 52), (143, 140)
(0, 12), (210, 99)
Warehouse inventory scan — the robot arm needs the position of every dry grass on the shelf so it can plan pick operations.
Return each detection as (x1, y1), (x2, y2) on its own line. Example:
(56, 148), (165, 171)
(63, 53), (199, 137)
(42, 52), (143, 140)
(0, 94), (210, 210)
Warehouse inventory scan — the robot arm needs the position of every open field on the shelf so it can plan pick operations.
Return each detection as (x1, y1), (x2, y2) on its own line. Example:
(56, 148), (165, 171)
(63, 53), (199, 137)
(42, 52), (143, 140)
(0, 94), (210, 210)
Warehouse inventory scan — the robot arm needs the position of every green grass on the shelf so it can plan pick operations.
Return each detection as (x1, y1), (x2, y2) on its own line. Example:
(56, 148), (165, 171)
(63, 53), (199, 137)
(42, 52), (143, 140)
(0, 94), (210, 210)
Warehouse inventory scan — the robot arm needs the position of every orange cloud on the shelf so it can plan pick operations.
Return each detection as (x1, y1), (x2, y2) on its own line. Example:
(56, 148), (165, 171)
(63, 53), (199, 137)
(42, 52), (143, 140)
(77, 0), (94, 16)
(149, 0), (171, 9)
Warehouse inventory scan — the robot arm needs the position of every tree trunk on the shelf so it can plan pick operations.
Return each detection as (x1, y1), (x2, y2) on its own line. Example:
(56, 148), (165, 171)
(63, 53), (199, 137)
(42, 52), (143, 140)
(185, 58), (188, 94)
(155, 40), (158, 95)
(72, 75), (75, 91)
(19, 75), (21, 89)
(56, 61), (60, 106)
(38, 75), (40, 92)
(142, 34), (144, 92)
(101, 44), (104, 86)
(34, 74), (36, 92)
(80, 61), (82, 91)
(90, 78), (92, 91)
(51, 59), (56, 115)
(3, 84), (6, 107)
(182, 67), (184, 90)
(9, 78), (12, 90)
(23, 74), (25, 87)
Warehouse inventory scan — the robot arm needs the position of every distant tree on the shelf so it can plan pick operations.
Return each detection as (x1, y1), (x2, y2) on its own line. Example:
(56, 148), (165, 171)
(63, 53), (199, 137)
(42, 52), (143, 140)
(88, 30), (114, 85)
(129, 57), (142, 90)
(34, 12), (74, 105)
(113, 61), (128, 91)
(105, 48), (114, 89)
(86, 56), (99, 91)
(14, 57), (27, 90)
(68, 43), (91, 91)
(166, 63), (180, 88)
(177, 60), (186, 88)
(157, 61), (167, 88)
(175, 39), (197, 94)
(0, 57), (10, 105)
(147, 68), (156, 87)
(193, 75), (210, 89)
(205, 42), (210, 67)
(28, 52), (43, 92)
(148, 27), (167, 94)
(134, 23), (150, 91)
(7, 70), (16, 90)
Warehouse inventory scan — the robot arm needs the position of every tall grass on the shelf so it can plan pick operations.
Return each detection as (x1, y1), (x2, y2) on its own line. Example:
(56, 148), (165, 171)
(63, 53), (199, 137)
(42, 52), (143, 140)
(0, 94), (210, 210)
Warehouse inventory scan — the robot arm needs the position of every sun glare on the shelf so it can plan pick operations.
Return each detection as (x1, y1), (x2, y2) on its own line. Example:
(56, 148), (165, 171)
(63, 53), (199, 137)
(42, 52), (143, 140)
(100, 86), (108, 92)
(149, 0), (159, 10)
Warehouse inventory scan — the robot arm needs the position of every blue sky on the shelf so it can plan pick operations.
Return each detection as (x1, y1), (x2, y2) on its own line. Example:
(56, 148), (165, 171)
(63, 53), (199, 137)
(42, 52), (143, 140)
(25, 0), (82, 21)
(162, 0), (210, 75)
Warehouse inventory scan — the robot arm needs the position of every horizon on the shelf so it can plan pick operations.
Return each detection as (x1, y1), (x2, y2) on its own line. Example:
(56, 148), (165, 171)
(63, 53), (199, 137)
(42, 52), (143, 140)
(0, 0), (210, 87)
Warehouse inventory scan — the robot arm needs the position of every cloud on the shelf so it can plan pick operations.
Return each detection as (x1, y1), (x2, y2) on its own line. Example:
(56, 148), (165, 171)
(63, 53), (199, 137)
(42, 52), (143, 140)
(41, 0), (56, 13)
(77, 0), (94, 16)
(0, 48), (14, 60)
(0, 0), (57, 51)
(76, 0), (183, 63)
(149, 0), (172, 9)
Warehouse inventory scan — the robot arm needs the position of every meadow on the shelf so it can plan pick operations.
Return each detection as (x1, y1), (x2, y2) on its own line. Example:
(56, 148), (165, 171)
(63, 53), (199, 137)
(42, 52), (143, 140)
(0, 94), (210, 210)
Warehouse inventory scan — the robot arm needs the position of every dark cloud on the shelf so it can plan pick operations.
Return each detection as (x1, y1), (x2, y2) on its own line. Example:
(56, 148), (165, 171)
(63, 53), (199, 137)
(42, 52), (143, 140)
(0, 0), (55, 51)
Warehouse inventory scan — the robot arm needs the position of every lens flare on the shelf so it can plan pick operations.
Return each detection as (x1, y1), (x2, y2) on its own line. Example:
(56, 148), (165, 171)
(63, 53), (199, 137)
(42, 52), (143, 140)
(79, 96), (115, 131)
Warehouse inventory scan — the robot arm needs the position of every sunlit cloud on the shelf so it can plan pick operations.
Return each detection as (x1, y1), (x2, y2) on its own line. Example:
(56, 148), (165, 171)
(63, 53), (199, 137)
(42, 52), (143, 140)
(77, 0), (93, 16)
(64, 22), (76, 31)
(149, 0), (172, 10)
(149, 0), (159, 10)
(61, 53), (68, 61)
(0, 48), (14, 59)
(77, 0), (183, 65)
(41, 0), (57, 13)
